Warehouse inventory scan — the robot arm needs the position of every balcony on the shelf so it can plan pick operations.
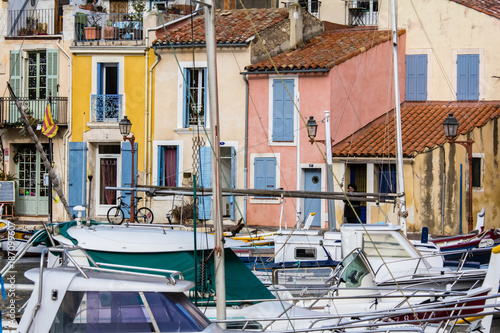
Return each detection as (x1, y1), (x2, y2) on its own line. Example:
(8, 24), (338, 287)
(91, 94), (123, 122)
(347, 0), (378, 26)
(8, 8), (61, 36)
(0, 97), (68, 126)
(74, 12), (144, 46)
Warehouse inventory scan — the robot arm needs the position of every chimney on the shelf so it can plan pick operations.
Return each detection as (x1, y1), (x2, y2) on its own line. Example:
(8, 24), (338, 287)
(289, 1), (303, 49)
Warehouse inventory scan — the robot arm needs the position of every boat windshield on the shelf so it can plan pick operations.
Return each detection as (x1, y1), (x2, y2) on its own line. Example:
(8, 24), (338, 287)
(49, 291), (211, 332)
(362, 232), (412, 259)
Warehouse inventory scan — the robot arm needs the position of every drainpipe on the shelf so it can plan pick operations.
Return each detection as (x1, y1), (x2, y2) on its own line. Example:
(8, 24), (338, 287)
(57, 39), (72, 221)
(243, 73), (249, 222)
(147, 47), (161, 189)
(144, 15), (163, 194)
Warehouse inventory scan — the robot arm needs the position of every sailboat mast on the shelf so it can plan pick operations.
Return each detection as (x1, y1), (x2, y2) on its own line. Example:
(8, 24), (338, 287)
(390, 0), (407, 232)
(204, 0), (227, 325)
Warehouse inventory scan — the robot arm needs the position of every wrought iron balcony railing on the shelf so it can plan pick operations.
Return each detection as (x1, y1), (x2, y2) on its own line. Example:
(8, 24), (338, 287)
(91, 94), (123, 122)
(75, 12), (144, 43)
(0, 97), (68, 126)
(8, 8), (61, 36)
(347, 0), (378, 26)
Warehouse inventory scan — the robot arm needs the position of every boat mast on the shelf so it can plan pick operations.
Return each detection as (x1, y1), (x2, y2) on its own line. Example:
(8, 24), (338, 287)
(203, 0), (226, 325)
(390, 0), (407, 232)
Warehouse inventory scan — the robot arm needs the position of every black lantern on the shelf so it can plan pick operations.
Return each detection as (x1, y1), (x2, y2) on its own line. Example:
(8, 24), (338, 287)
(119, 116), (132, 136)
(306, 116), (318, 139)
(443, 113), (459, 140)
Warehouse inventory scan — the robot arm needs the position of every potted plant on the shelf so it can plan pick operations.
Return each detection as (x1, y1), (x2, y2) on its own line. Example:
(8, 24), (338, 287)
(103, 20), (119, 39)
(84, 14), (101, 40)
(26, 16), (37, 35)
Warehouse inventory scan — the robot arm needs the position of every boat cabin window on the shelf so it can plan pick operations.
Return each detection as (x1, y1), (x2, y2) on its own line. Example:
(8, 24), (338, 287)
(295, 248), (316, 260)
(362, 233), (411, 258)
(50, 291), (211, 332)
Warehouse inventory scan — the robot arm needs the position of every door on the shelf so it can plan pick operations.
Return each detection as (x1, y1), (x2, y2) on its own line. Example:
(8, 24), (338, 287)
(349, 164), (367, 223)
(96, 144), (121, 215)
(15, 145), (49, 215)
(220, 146), (235, 220)
(304, 168), (321, 227)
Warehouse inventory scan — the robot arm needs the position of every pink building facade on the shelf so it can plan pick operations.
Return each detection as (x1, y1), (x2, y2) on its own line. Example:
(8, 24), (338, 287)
(245, 30), (406, 228)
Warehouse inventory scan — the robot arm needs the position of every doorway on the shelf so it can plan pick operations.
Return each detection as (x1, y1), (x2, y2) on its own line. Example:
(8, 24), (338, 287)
(96, 144), (121, 215)
(15, 144), (48, 215)
(304, 168), (321, 227)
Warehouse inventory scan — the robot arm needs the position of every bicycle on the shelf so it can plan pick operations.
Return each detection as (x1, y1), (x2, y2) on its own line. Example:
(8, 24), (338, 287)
(107, 196), (154, 225)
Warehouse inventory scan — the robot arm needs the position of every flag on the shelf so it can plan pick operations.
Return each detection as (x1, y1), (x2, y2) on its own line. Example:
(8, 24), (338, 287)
(42, 103), (58, 138)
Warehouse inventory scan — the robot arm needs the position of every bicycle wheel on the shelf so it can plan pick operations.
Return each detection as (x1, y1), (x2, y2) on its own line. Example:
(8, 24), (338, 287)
(107, 206), (125, 225)
(136, 207), (154, 224)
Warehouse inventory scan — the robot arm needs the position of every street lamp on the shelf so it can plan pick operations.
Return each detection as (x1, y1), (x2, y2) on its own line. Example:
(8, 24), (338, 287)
(305, 113), (336, 231)
(443, 113), (474, 233)
(306, 116), (318, 141)
(119, 116), (135, 225)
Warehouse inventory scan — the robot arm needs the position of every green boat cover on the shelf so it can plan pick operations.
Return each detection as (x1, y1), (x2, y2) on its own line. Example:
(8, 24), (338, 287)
(86, 248), (276, 304)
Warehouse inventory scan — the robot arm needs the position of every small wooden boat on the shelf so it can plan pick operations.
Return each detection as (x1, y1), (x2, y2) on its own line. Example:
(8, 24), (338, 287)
(0, 220), (44, 256)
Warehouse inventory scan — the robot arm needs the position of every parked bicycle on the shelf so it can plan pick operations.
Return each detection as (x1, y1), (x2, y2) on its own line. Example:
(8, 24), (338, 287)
(107, 196), (154, 224)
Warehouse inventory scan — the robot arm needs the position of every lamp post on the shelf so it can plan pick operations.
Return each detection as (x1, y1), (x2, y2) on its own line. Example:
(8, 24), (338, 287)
(443, 113), (474, 233)
(306, 113), (336, 231)
(87, 169), (93, 218)
(119, 116), (135, 225)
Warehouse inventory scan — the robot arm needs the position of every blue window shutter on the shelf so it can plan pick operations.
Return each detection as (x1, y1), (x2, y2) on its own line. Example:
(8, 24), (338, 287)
(97, 63), (104, 94)
(457, 54), (479, 101)
(254, 158), (276, 195)
(183, 68), (191, 128)
(272, 79), (294, 142)
(378, 164), (396, 198)
(121, 141), (138, 218)
(198, 146), (211, 219)
(405, 54), (427, 101)
(9, 50), (22, 122)
(158, 146), (165, 186)
(229, 146), (235, 220)
(68, 142), (87, 217)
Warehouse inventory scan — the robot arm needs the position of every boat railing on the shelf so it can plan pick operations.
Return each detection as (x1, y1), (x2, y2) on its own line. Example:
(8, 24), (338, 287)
(39, 245), (186, 285)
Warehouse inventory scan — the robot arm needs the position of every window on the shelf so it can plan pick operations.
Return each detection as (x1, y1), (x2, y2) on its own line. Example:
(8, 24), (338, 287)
(457, 54), (479, 101)
(158, 146), (178, 187)
(10, 49), (58, 99)
(376, 164), (396, 197)
(298, 0), (319, 17)
(93, 62), (121, 122)
(184, 68), (206, 127)
(405, 54), (427, 101)
(272, 79), (295, 142)
(295, 248), (316, 260)
(254, 157), (276, 193)
(472, 157), (482, 188)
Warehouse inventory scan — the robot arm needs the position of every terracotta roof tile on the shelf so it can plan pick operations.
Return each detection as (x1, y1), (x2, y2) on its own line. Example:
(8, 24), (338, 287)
(245, 29), (404, 72)
(332, 102), (500, 158)
(153, 8), (289, 46)
(450, 0), (500, 19)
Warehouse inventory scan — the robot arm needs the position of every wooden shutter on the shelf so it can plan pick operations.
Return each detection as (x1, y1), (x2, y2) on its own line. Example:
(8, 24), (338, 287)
(405, 54), (427, 101)
(68, 142), (87, 217)
(457, 54), (479, 101)
(254, 158), (276, 194)
(9, 50), (22, 122)
(121, 141), (138, 218)
(183, 68), (191, 128)
(198, 146), (211, 220)
(272, 79), (295, 142)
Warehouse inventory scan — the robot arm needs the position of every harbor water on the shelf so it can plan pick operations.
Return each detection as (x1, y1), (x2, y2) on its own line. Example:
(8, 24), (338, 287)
(1, 254), (39, 325)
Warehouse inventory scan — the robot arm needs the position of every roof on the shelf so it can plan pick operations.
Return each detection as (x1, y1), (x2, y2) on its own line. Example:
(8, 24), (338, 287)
(153, 8), (289, 46)
(245, 29), (404, 72)
(331, 102), (500, 158)
(450, 0), (500, 20)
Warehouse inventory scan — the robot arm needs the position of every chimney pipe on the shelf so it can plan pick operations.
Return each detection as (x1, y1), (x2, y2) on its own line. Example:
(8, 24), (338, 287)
(289, 1), (303, 49)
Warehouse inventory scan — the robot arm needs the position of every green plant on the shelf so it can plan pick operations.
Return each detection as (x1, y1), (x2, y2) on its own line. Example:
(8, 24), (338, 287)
(0, 172), (17, 181)
(171, 201), (195, 223)
(129, 0), (145, 22)
(87, 14), (101, 27)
